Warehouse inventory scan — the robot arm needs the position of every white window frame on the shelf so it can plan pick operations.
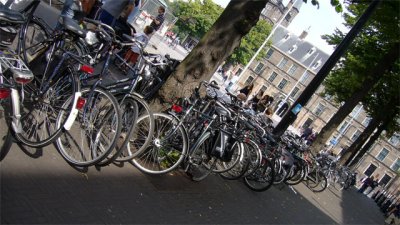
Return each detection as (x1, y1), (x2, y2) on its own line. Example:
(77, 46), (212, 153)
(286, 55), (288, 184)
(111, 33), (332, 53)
(376, 147), (389, 161)
(362, 117), (372, 127)
(245, 76), (254, 85)
(338, 121), (349, 134)
(266, 48), (274, 59)
(277, 78), (288, 90)
(287, 64), (298, 75)
(388, 134), (399, 146)
(314, 103), (325, 116)
(300, 71), (310, 85)
(351, 129), (362, 142)
(278, 58), (288, 69)
(254, 62), (264, 74)
(390, 158), (400, 172)
(268, 72), (278, 82)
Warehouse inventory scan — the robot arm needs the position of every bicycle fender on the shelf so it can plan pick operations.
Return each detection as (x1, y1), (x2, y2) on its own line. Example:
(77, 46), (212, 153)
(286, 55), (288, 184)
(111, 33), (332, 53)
(10, 88), (22, 133)
(63, 92), (82, 130)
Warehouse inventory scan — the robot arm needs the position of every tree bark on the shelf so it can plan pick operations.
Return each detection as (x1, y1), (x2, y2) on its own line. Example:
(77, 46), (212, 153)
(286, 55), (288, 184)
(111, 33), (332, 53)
(308, 42), (399, 154)
(339, 116), (380, 165)
(150, 0), (268, 111)
(348, 119), (389, 168)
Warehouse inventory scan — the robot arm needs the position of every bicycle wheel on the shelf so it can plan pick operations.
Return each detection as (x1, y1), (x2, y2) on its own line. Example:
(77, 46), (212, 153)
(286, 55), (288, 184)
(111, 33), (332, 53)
(213, 141), (243, 173)
(285, 159), (307, 186)
(306, 170), (328, 193)
(55, 87), (122, 166)
(13, 64), (79, 147)
(21, 17), (50, 63)
(131, 113), (187, 175)
(186, 132), (216, 182)
(96, 95), (139, 166)
(244, 158), (275, 192)
(116, 95), (154, 162)
(242, 139), (262, 177)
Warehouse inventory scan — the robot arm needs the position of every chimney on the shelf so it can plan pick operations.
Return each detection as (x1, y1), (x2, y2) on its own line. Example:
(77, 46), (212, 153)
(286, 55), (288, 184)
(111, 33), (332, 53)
(299, 26), (311, 40)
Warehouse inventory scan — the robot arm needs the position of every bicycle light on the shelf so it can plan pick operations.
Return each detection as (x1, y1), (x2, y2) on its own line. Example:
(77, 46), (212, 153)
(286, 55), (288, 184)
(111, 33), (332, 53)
(76, 97), (86, 110)
(0, 88), (10, 99)
(171, 104), (182, 113)
(80, 65), (94, 74)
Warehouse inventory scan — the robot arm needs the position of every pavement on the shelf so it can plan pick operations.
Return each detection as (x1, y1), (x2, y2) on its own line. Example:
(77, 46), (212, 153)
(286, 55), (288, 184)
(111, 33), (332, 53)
(0, 136), (384, 224)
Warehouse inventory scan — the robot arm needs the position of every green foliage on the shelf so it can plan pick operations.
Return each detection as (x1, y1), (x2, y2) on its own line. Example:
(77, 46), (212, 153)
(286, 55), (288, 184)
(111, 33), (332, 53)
(170, 0), (223, 39)
(226, 20), (272, 66)
(322, 0), (400, 134)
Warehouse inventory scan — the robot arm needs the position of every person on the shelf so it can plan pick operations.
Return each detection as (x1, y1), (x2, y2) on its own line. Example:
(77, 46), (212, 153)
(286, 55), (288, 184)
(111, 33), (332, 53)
(301, 127), (313, 140)
(99, 0), (135, 26)
(306, 132), (317, 145)
(127, 0), (141, 24)
(256, 94), (274, 112)
(237, 83), (254, 101)
(121, 25), (154, 72)
(249, 90), (263, 110)
(384, 200), (399, 225)
(358, 175), (373, 193)
(276, 101), (289, 117)
(146, 6), (165, 36)
(365, 177), (379, 195)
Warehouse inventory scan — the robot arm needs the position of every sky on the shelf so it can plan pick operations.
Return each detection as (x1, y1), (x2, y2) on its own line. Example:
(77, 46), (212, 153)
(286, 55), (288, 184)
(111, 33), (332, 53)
(212, 0), (348, 54)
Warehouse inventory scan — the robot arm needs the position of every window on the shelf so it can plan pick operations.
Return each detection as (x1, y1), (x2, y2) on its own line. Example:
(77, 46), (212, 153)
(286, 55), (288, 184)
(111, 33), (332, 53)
(388, 134), (399, 146)
(351, 130), (362, 142)
(329, 135), (338, 146)
(285, 13), (292, 21)
(268, 72), (278, 82)
(254, 62), (264, 74)
(245, 76), (254, 85)
(288, 45), (297, 54)
(302, 118), (313, 129)
(379, 174), (392, 187)
(278, 58), (288, 69)
(312, 60), (322, 70)
(260, 85), (268, 94)
(278, 79), (288, 90)
(290, 87), (299, 98)
(364, 164), (377, 176)
(351, 104), (362, 118)
(307, 47), (316, 55)
(376, 148), (389, 161)
(338, 121), (349, 134)
(266, 48), (274, 59)
(300, 71), (311, 85)
(314, 103), (325, 116)
(391, 158), (400, 172)
(235, 68), (243, 76)
(287, 65), (298, 76)
(362, 117), (372, 127)
(283, 33), (290, 40)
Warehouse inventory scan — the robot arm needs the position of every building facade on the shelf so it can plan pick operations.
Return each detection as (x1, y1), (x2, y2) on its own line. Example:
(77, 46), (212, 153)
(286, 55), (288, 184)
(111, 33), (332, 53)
(233, 25), (400, 192)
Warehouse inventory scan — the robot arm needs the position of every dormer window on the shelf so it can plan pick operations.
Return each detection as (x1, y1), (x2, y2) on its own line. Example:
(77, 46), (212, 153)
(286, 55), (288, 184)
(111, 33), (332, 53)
(312, 59), (322, 69)
(283, 33), (290, 40)
(288, 44), (297, 54)
(307, 47), (316, 55)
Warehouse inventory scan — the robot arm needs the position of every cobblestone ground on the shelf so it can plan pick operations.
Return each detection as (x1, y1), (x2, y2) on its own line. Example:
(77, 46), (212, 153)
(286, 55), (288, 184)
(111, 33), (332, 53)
(0, 135), (384, 224)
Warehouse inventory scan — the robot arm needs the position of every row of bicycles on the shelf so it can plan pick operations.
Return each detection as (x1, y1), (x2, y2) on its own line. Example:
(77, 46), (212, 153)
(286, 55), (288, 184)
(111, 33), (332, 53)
(0, 0), (356, 194)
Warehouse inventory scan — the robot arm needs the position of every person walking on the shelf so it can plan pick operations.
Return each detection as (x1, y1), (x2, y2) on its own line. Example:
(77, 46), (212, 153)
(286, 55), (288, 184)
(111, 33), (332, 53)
(358, 176), (373, 193)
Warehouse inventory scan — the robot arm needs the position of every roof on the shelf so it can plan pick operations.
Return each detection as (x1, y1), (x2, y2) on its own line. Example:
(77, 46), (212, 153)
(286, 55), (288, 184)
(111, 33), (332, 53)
(270, 25), (330, 73)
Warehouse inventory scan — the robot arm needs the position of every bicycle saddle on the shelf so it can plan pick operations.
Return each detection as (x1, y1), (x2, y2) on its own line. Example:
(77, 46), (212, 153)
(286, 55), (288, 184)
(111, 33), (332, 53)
(0, 6), (25, 24)
(59, 16), (86, 38)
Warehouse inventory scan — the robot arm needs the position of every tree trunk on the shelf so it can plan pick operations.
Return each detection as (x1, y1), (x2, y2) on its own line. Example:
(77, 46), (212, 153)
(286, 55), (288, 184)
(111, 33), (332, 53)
(308, 42), (399, 154)
(339, 116), (380, 165)
(347, 110), (394, 168)
(150, 1), (268, 111)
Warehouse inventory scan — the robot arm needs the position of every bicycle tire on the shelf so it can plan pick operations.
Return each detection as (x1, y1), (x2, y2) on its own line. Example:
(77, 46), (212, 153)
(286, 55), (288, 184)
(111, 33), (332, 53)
(285, 159), (307, 186)
(115, 95), (155, 162)
(14, 64), (79, 147)
(212, 140), (243, 173)
(244, 158), (275, 192)
(21, 17), (50, 63)
(186, 132), (216, 182)
(306, 170), (328, 193)
(55, 87), (122, 166)
(131, 113), (187, 174)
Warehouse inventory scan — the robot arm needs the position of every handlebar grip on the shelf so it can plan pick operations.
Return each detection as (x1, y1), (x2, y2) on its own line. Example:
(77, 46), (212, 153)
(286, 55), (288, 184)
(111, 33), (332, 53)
(208, 81), (220, 90)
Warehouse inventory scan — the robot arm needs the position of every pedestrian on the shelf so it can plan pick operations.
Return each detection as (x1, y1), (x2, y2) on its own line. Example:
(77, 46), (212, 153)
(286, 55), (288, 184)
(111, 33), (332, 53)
(306, 132), (317, 145)
(237, 83), (254, 101)
(358, 175), (373, 193)
(127, 0), (142, 24)
(98, 0), (135, 26)
(249, 90), (263, 111)
(146, 5), (165, 37)
(384, 200), (399, 225)
(257, 95), (274, 113)
(365, 177), (379, 195)
(121, 25), (153, 72)
(301, 127), (313, 140)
